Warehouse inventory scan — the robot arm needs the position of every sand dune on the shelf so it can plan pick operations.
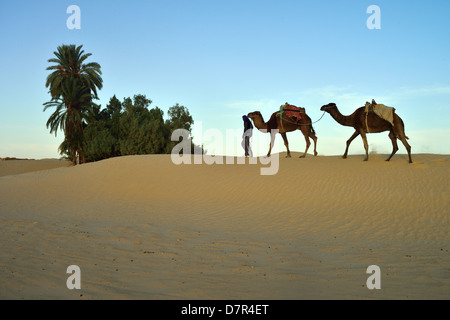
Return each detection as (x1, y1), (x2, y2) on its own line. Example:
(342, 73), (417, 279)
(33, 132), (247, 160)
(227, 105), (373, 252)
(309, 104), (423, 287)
(0, 153), (448, 299)
(0, 158), (71, 177)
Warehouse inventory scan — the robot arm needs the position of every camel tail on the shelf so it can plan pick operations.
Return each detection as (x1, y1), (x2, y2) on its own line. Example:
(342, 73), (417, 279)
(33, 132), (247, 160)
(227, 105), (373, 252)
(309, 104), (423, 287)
(310, 125), (316, 135)
(399, 116), (409, 139)
(394, 112), (409, 140)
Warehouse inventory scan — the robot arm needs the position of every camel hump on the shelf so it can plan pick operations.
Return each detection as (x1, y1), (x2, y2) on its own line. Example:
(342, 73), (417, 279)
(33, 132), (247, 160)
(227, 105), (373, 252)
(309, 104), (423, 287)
(280, 103), (304, 112)
(280, 103), (304, 123)
(365, 102), (395, 126)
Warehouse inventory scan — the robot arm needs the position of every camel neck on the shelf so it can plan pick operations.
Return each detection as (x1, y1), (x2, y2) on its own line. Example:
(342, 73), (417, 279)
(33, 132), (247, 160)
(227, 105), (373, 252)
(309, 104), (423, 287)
(252, 117), (269, 131)
(328, 108), (354, 127)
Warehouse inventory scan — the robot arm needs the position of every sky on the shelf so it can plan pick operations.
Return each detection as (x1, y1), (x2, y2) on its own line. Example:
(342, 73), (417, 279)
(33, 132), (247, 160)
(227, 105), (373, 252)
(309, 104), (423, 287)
(0, 0), (449, 159)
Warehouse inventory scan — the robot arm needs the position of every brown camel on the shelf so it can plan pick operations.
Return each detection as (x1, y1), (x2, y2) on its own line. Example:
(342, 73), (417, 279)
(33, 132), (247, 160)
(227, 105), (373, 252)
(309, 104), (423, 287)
(320, 102), (412, 163)
(247, 104), (318, 158)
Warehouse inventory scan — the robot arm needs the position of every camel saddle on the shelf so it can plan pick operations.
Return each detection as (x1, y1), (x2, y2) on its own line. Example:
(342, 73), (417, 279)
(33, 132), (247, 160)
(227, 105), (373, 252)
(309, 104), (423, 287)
(280, 103), (304, 123)
(365, 100), (395, 126)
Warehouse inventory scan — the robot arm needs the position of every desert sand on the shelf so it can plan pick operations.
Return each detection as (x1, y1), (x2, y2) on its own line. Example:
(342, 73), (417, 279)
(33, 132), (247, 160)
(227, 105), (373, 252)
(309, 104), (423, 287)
(0, 153), (448, 299)
(0, 158), (72, 177)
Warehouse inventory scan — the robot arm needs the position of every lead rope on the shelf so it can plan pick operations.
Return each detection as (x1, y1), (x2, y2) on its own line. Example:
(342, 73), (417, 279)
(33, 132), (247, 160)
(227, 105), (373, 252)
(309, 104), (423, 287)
(365, 112), (370, 133)
(279, 110), (327, 126)
(365, 104), (371, 133)
(280, 106), (286, 131)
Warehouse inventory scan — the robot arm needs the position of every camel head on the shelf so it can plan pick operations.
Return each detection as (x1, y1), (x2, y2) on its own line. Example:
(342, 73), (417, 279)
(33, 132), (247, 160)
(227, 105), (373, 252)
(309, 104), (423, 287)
(247, 111), (262, 120)
(320, 103), (337, 113)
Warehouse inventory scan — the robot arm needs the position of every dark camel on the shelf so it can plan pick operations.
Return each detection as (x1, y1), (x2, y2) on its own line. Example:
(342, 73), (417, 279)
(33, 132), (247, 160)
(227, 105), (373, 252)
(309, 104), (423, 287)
(247, 104), (318, 158)
(320, 102), (412, 163)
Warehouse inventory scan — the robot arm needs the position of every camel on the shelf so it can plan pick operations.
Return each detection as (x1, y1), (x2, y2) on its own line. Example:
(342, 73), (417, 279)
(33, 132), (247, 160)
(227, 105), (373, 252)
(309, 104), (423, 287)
(247, 104), (318, 158)
(320, 102), (412, 163)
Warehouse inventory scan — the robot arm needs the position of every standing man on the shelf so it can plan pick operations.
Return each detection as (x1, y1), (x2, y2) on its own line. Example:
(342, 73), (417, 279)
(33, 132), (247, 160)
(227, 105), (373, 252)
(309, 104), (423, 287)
(242, 115), (253, 157)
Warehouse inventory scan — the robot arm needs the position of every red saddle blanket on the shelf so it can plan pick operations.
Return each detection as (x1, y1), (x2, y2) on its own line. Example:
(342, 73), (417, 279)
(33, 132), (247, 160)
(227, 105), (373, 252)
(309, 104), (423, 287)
(281, 103), (304, 122)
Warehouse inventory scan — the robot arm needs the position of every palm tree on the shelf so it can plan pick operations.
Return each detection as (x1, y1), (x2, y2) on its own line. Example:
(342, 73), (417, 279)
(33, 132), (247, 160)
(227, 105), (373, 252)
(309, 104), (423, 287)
(44, 44), (102, 164)
(46, 44), (103, 99)
(44, 78), (95, 164)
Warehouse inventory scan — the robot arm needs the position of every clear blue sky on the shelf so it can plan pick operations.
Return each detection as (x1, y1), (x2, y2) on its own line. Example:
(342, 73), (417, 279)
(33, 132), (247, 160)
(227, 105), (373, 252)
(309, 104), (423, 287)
(1, 0), (449, 158)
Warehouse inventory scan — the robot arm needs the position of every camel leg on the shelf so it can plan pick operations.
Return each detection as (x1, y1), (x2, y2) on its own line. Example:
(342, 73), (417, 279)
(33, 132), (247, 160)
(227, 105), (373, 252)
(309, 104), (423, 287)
(300, 129), (311, 158)
(280, 132), (291, 158)
(267, 130), (276, 157)
(399, 136), (412, 163)
(386, 131), (399, 162)
(309, 129), (318, 156)
(360, 131), (369, 161)
(394, 126), (413, 164)
(343, 130), (360, 159)
(391, 118), (413, 163)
